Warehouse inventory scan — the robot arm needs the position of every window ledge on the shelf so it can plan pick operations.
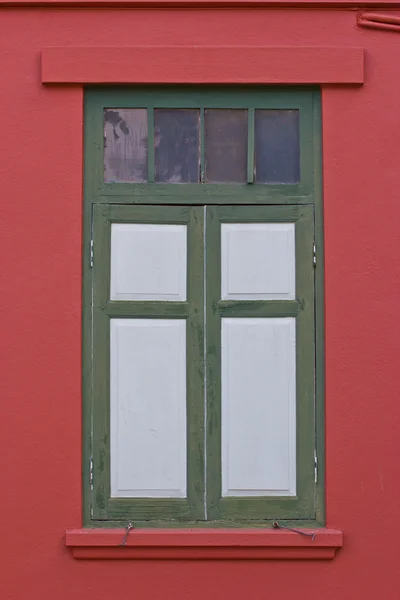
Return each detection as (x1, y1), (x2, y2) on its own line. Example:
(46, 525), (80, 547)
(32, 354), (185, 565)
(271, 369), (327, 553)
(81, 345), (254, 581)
(65, 528), (343, 560)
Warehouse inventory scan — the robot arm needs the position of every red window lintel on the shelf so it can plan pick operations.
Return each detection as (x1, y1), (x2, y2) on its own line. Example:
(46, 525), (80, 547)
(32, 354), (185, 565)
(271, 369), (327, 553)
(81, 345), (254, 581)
(42, 47), (364, 85)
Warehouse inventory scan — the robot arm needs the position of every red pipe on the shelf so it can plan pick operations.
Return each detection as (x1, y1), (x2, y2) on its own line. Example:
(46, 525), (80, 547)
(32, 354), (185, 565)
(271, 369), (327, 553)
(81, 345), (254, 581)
(358, 11), (400, 31)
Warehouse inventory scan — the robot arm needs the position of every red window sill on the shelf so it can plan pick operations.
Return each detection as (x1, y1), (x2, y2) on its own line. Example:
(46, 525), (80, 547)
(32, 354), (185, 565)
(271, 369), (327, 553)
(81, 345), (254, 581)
(65, 528), (343, 560)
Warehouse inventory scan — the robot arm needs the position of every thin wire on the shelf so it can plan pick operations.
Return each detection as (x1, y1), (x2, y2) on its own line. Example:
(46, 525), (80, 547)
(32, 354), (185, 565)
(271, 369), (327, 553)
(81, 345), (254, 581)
(273, 522), (315, 541)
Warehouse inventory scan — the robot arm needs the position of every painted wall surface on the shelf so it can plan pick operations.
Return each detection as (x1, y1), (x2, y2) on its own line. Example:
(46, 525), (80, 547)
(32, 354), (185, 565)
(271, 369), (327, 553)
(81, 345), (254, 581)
(1, 7), (400, 599)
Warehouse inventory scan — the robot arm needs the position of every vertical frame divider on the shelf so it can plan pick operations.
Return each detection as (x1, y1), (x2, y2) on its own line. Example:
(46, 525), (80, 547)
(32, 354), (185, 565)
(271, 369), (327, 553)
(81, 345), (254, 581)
(205, 206), (222, 520)
(247, 108), (255, 184)
(186, 206), (206, 520)
(312, 91), (325, 526)
(148, 107), (155, 183)
(200, 108), (205, 183)
(91, 204), (112, 520)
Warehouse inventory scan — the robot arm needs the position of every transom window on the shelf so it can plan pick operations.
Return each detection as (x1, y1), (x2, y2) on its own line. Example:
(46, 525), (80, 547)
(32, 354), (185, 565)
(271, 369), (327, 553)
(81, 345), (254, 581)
(104, 107), (299, 184)
(83, 87), (324, 527)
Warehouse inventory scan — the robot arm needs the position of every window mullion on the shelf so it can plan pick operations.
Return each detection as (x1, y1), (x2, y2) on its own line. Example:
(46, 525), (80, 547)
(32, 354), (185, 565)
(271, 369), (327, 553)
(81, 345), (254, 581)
(200, 108), (205, 183)
(147, 107), (155, 183)
(247, 108), (255, 184)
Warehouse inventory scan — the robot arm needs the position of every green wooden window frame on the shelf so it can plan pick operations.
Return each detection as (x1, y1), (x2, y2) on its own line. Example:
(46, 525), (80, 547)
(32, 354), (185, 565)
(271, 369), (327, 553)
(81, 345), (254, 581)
(86, 86), (315, 203)
(83, 86), (324, 528)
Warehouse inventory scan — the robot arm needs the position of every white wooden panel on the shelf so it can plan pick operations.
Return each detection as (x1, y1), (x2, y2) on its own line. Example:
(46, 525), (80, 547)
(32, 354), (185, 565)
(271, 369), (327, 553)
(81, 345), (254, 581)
(110, 319), (187, 498)
(221, 223), (295, 300)
(221, 317), (296, 497)
(110, 224), (187, 301)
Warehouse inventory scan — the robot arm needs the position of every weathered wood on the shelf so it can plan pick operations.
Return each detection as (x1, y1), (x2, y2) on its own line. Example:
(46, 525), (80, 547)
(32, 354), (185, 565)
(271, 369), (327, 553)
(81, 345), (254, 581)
(83, 87), (325, 528)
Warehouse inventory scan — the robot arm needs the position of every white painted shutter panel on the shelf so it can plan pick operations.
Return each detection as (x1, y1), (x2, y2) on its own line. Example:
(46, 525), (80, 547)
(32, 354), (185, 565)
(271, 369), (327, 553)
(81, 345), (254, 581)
(220, 222), (297, 497)
(109, 224), (188, 498)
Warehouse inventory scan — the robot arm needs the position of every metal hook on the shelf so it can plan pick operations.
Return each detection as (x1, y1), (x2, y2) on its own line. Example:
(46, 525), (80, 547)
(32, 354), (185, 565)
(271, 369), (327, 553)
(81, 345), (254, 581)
(272, 521), (316, 541)
(120, 522), (134, 546)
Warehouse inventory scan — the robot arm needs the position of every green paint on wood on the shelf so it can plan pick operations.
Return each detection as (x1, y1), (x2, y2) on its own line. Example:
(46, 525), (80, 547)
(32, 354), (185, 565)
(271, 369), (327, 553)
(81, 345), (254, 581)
(247, 108), (255, 183)
(94, 187), (313, 204)
(85, 86), (316, 201)
(83, 86), (325, 527)
(200, 107), (205, 183)
(91, 205), (204, 521)
(312, 91), (325, 526)
(147, 107), (155, 183)
(206, 205), (315, 522)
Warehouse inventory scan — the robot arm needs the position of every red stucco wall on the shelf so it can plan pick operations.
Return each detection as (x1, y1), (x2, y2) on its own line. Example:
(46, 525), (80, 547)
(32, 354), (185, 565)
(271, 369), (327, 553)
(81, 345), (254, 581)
(1, 6), (400, 599)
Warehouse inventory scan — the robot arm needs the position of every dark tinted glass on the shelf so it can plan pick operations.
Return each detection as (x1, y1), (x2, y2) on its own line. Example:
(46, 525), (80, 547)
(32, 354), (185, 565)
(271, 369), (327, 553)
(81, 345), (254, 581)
(154, 109), (199, 183)
(205, 109), (247, 183)
(104, 109), (148, 182)
(255, 110), (300, 184)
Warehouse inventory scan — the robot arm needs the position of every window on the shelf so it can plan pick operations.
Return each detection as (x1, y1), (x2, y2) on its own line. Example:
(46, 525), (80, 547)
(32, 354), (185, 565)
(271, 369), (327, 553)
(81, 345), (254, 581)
(83, 87), (324, 527)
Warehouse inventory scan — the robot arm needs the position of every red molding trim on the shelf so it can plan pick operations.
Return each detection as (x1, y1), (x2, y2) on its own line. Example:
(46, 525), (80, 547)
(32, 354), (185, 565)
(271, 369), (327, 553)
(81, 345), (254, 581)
(357, 10), (400, 30)
(65, 528), (343, 560)
(5, 0), (400, 8)
(42, 47), (364, 85)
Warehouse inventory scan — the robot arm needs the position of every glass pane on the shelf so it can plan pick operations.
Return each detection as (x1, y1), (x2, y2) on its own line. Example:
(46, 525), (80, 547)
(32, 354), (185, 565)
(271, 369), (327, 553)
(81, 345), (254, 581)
(205, 109), (247, 183)
(155, 109), (199, 183)
(104, 109), (148, 183)
(255, 110), (300, 184)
